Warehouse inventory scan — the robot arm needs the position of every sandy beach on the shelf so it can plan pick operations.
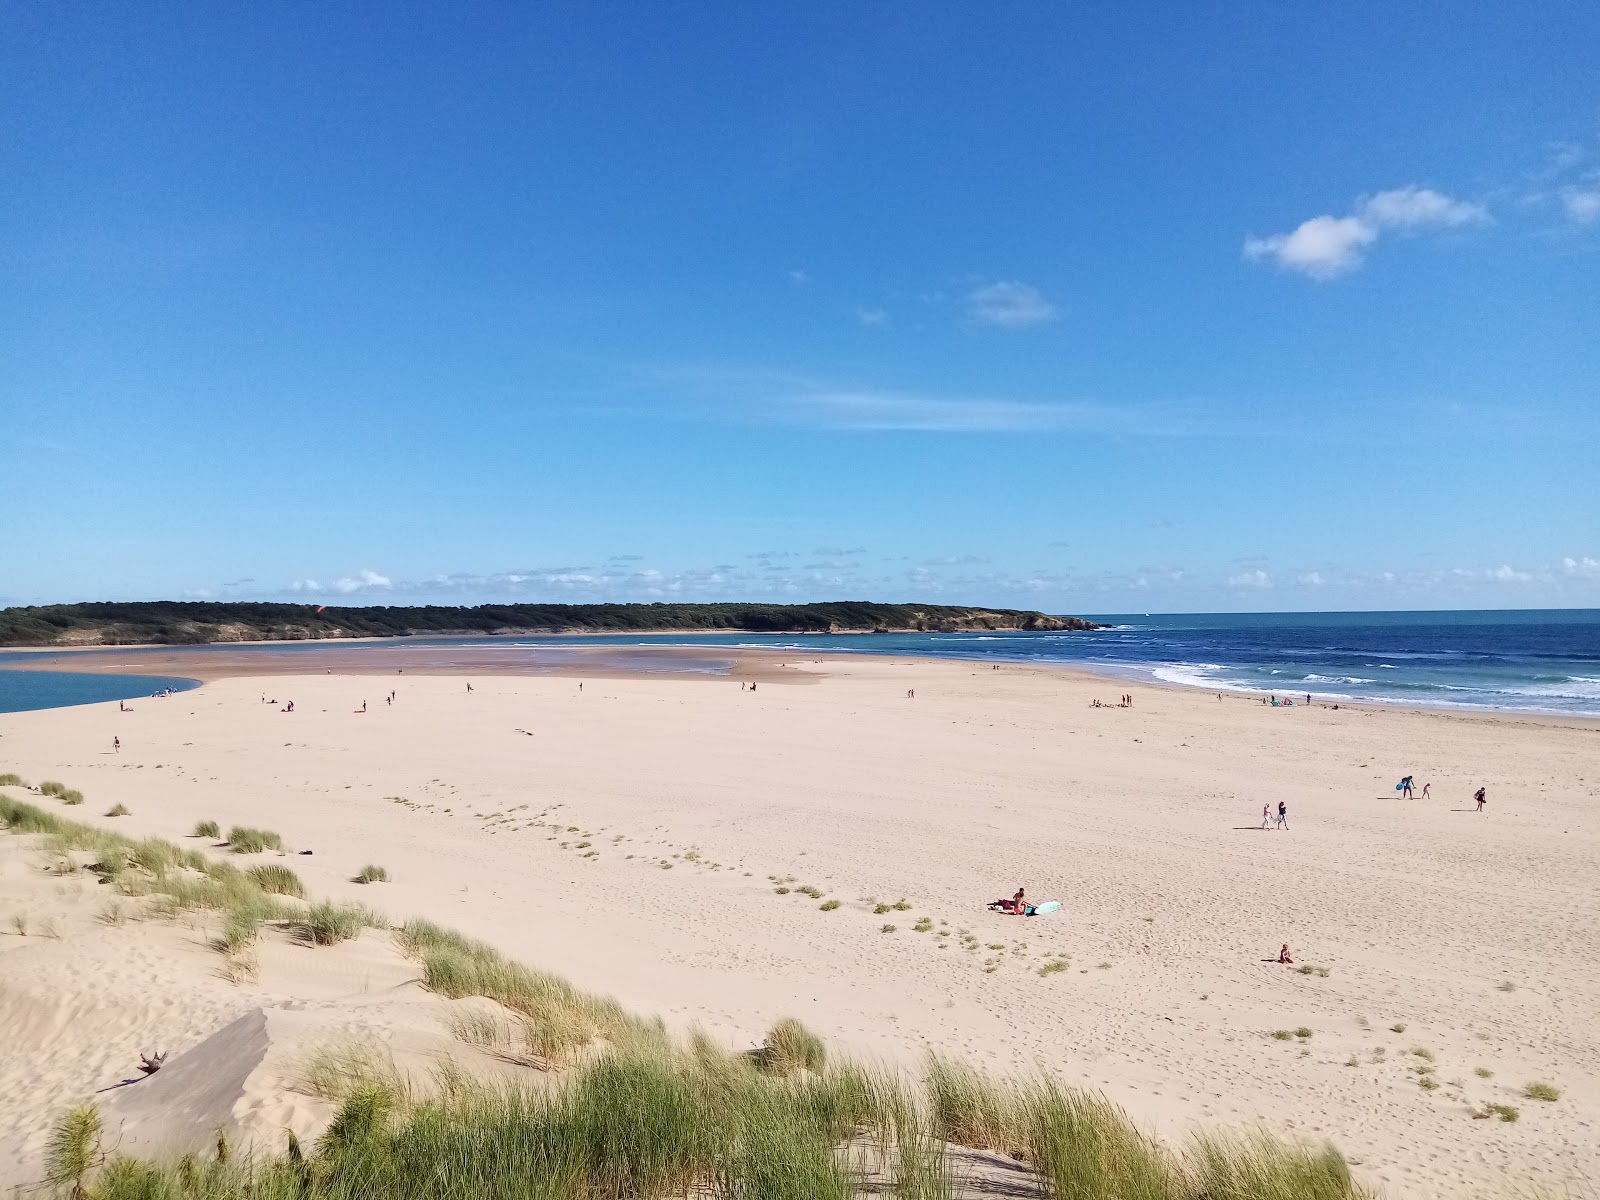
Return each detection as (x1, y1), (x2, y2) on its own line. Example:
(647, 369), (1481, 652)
(2, 653), (1597, 1196)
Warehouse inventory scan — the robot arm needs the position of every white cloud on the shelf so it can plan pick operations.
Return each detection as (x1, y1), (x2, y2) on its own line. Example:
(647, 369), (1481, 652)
(1245, 185), (1487, 279)
(1359, 186), (1487, 229)
(1487, 564), (1531, 583)
(855, 306), (889, 327)
(785, 268), (810, 285)
(1244, 216), (1377, 279)
(330, 569), (393, 595)
(1228, 569), (1273, 588)
(965, 281), (1058, 328)
(1561, 186), (1600, 224)
(1563, 556), (1600, 579)
(1297, 571), (1326, 586)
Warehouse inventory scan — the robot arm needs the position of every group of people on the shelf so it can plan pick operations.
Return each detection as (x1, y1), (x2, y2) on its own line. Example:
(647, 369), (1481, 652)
(1091, 694), (1134, 708)
(1261, 801), (1289, 829)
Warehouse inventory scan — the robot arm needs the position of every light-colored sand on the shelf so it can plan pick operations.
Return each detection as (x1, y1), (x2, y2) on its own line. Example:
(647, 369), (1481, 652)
(1, 657), (1597, 1196)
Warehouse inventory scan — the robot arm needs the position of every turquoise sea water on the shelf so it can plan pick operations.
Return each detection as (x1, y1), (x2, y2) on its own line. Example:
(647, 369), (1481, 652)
(1, 609), (1596, 717)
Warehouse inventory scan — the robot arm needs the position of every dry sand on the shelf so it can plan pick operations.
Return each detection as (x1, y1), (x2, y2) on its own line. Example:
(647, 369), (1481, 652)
(1, 653), (1597, 1196)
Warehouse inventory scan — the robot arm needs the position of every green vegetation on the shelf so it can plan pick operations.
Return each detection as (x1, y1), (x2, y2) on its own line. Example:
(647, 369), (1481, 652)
(1038, 957), (1070, 976)
(759, 1018), (827, 1076)
(1294, 1028), (1313, 1040)
(0, 772), (24, 786)
(104, 802), (130, 817)
(1474, 1067), (1493, 1078)
(39, 781), (67, 796)
(1476, 1103), (1520, 1123)
(299, 902), (381, 946)
(45, 1104), (101, 1194)
(818, 899), (840, 911)
(355, 864), (390, 884)
(246, 864), (306, 898)
(1523, 1081), (1560, 1102)
(0, 600), (1095, 646)
(193, 819), (221, 838)
(227, 826), (283, 853)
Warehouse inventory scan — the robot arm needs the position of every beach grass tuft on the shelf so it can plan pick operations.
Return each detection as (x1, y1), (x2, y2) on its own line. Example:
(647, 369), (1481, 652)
(227, 825), (284, 854)
(39, 780), (67, 797)
(298, 901), (381, 946)
(1523, 1081), (1560, 1102)
(356, 864), (390, 884)
(61, 789), (84, 805)
(193, 819), (221, 838)
(247, 863), (306, 898)
(819, 898), (840, 911)
(759, 1018), (827, 1076)
(45, 1105), (102, 1193)
(0, 773), (24, 786)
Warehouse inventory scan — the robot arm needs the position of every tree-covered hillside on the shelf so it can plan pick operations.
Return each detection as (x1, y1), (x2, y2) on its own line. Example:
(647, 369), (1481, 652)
(0, 601), (1097, 647)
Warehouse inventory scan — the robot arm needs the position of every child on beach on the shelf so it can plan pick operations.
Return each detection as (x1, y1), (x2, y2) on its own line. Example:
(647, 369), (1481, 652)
(1261, 804), (1271, 829)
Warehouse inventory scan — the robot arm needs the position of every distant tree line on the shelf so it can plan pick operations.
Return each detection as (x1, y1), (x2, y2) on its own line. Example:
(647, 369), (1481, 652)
(0, 600), (1097, 647)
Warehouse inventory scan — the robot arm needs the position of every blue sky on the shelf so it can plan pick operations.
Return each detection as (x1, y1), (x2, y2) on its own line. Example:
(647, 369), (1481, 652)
(2, 2), (1597, 614)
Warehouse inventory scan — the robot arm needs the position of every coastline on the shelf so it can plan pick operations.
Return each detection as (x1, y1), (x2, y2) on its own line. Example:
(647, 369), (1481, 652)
(5, 637), (1599, 730)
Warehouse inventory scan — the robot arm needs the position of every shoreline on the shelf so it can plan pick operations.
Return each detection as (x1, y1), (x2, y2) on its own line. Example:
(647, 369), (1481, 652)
(4, 638), (1599, 730)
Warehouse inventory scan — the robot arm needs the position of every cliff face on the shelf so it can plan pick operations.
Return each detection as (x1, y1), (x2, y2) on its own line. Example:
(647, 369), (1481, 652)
(0, 601), (1100, 647)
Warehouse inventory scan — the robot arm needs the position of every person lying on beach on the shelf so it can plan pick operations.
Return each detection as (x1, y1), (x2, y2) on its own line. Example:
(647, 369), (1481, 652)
(1278, 944), (1293, 964)
(986, 889), (1029, 915)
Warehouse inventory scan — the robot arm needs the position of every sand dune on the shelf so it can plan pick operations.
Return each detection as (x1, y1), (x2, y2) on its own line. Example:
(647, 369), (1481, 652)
(1, 655), (1596, 1195)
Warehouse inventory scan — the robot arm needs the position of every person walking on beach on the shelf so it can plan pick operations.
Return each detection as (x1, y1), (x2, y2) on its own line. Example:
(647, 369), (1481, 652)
(1275, 801), (1288, 829)
(1420, 781), (1431, 800)
(1399, 775), (1414, 800)
(1475, 786), (1487, 812)
(113, 736), (120, 753)
(1261, 804), (1272, 829)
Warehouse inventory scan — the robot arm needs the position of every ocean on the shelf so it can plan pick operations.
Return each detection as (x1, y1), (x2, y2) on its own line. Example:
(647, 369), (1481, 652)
(0, 609), (1596, 717)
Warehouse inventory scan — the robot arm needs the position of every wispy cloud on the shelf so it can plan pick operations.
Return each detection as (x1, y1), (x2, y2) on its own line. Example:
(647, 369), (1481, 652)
(288, 569), (392, 596)
(1245, 186), (1488, 279)
(1561, 185), (1600, 224)
(965, 281), (1058, 328)
(1227, 569), (1273, 588)
(643, 364), (1195, 435)
(855, 306), (889, 327)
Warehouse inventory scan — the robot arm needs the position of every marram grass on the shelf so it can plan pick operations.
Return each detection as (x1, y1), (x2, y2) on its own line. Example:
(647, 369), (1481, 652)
(48, 1043), (1376, 1200)
(8, 790), (1375, 1200)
